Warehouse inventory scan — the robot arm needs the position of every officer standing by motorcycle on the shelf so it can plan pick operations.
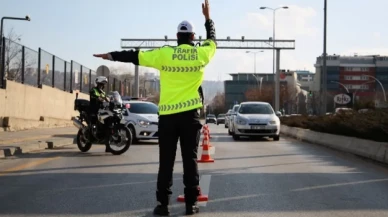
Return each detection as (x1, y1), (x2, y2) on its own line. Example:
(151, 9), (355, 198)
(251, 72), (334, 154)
(89, 76), (110, 152)
(93, 0), (216, 215)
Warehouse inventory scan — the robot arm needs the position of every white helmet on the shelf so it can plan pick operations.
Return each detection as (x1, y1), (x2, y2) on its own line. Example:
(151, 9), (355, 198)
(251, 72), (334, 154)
(95, 76), (108, 86)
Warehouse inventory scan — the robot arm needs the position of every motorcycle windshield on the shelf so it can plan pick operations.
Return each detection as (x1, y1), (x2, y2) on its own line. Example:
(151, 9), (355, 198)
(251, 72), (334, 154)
(110, 91), (123, 106)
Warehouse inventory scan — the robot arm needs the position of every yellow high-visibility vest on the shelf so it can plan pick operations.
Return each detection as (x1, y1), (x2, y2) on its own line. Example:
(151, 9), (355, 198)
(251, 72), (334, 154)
(138, 40), (217, 115)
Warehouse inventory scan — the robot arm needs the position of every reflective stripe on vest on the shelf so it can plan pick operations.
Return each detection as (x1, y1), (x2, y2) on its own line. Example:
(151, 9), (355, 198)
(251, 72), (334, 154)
(159, 97), (202, 112)
(161, 65), (205, 72)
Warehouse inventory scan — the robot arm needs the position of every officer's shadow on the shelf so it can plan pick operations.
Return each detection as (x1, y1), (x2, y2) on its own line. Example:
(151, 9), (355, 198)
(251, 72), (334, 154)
(139, 206), (192, 217)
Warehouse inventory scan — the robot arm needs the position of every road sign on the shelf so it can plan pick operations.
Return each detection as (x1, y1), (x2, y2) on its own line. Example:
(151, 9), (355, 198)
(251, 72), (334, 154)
(334, 93), (351, 105)
(45, 64), (49, 74)
(84, 75), (88, 84)
(96, 65), (110, 77)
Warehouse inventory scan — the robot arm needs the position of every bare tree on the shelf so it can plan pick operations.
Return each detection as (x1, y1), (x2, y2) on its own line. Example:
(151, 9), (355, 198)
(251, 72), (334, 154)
(210, 92), (226, 115)
(245, 84), (299, 113)
(147, 92), (160, 105)
(3, 28), (37, 83)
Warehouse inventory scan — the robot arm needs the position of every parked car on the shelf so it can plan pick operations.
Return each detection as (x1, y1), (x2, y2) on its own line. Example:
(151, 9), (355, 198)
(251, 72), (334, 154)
(205, 114), (217, 124)
(229, 101), (280, 141)
(122, 100), (159, 143)
(225, 109), (233, 128)
(216, 113), (226, 125)
(227, 104), (240, 135)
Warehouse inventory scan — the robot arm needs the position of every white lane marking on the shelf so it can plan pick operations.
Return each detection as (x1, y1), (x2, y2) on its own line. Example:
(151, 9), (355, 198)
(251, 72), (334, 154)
(198, 174), (212, 207)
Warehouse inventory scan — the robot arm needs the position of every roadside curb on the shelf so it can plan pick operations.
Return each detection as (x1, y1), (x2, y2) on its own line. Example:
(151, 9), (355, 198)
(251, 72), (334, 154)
(0, 137), (76, 159)
(0, 135), (53, 145)
(280, 125), (388, 165)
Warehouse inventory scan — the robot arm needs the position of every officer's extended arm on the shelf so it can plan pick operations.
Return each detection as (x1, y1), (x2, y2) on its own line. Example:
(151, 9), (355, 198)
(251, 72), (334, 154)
(104, 48), (160, 69)
(106, 50), (140, 65)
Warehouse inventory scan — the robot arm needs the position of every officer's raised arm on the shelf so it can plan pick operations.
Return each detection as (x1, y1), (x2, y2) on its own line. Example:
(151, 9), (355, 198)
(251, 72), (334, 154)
(202, 0), (216, 42)
(198, 0), (217, 64)
(93, 48), (161, 70)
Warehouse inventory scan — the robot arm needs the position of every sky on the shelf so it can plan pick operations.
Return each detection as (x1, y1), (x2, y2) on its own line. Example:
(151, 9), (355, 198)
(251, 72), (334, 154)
(1, 0), (388, 81)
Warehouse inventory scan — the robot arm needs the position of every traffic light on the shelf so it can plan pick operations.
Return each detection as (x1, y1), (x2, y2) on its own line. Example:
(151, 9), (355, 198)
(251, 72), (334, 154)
(309, 91), (313, 97)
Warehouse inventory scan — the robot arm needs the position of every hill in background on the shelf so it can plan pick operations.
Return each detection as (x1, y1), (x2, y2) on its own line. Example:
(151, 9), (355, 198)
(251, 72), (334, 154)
(201, 80), (224, 104)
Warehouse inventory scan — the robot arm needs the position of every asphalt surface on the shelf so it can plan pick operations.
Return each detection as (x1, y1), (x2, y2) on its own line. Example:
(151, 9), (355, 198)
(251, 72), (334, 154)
(1, 124), (388, 217)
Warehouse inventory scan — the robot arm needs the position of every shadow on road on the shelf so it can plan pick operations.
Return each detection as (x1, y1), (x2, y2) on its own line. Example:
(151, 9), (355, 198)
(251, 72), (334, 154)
(132, 140), (159, 146)
(210, 135), (274, 143)
(52, 134), (76, 139)
(1, 170), (388, 216)
(3, 153), (307, 174)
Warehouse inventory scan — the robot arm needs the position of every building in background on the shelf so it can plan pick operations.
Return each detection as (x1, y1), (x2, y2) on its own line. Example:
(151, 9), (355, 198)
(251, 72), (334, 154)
(314, 54), (388, 111)
(224, 71), (308, 114)
(295, 70), (315, 91)
(224, 73), (277, 110)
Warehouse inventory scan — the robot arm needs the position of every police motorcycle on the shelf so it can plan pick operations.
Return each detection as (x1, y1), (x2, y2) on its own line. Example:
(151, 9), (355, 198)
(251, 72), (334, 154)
(73, 91), (132, 155)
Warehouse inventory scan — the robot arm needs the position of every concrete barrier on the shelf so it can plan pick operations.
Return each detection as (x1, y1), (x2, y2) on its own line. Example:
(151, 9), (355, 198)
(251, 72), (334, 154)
(280, 125), (388, 164)
(0, 80), (89, 131)
(0, 137), (76, 159)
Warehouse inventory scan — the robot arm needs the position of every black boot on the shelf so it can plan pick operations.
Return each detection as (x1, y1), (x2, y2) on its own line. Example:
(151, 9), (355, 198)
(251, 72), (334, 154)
(153, 204), (170, 216)
(185, 203), (199, 215)
(184, 187), (200, 215)
(154, 191), (171, 216)
(105, 145), (111, 153)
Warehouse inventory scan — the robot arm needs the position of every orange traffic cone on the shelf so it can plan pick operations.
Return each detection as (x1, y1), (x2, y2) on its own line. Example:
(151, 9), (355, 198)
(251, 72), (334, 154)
(204, 125), (212, 139)
(198, 136), (214, 163)
(200, 129), (212, 147)
(177, 187), (208, 202)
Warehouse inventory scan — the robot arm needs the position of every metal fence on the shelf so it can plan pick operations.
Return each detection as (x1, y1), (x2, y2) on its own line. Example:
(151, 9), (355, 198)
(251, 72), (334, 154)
(0, 37), (131, 96)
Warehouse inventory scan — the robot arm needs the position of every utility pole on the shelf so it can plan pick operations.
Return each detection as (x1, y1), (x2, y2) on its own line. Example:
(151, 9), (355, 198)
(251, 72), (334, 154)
(322, 0), (328, 114)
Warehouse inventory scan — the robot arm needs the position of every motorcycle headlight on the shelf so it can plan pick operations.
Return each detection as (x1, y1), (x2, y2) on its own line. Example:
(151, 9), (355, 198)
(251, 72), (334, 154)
(137, 120), (150, 127)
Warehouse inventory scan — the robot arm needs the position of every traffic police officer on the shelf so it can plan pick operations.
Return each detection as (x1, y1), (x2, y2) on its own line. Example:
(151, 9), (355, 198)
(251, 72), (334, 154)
(93, 0), (216, 215)
(89, 76), (111, 152)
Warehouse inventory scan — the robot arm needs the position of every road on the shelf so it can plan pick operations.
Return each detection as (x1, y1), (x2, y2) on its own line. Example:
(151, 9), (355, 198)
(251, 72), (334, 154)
(1, 124), (388, 217)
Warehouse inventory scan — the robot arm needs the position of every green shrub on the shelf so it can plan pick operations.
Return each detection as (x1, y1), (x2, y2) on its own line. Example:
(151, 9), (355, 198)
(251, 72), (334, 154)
(280, 110), (388, 142)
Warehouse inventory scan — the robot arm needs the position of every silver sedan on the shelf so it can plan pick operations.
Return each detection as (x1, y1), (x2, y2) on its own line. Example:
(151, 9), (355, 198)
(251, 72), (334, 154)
(230, 101), (281, 141)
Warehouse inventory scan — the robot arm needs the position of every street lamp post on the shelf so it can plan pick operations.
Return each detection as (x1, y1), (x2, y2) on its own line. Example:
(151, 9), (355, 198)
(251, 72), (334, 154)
(330, 81), (349, 93)
(246, 50), (263, 74)
(0, 15), (30, 88)
(322, 0), (328, 115)
(260, 6), (288, 112)
(362, 74), (387, 102)
(252, 74), (263, 95)
(353, 80), (374, 106)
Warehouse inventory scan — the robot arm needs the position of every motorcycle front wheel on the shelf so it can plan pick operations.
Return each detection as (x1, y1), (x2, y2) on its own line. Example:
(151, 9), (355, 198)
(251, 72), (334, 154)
(107, 125), (132, 155)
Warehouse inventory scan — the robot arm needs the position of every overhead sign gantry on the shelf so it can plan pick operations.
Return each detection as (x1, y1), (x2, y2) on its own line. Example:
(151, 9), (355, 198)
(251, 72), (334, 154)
(120, 37), (296, 112)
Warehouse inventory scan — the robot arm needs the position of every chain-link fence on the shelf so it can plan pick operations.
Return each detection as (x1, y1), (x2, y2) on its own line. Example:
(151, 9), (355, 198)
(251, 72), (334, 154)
(54, 56), (66, 90)
(0, 36), (131, 97)
(39, 48), (54, 87)
(24, 46), (39, 87)
(81, 65), (92, 94)
(65, 61), (71, 91)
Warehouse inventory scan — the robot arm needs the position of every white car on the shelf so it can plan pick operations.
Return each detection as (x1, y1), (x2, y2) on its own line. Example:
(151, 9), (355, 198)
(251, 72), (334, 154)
(224, 109), (233, 128)
(227, 104), (240, 135)
(121, 100), (159, 143)
(230, 101), (281, 141)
